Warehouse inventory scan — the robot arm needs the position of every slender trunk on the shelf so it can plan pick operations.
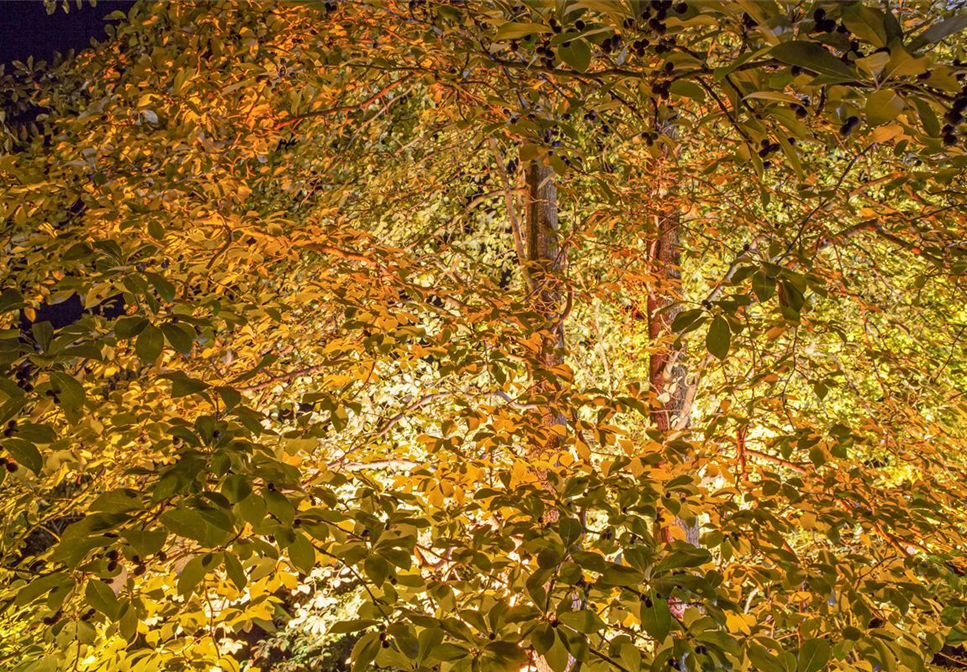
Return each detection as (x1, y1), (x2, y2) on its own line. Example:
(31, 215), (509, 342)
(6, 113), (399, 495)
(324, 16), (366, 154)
(648, 213), (701, 551)
(524, 160), (566, 462)
(523, 162), (574, 672)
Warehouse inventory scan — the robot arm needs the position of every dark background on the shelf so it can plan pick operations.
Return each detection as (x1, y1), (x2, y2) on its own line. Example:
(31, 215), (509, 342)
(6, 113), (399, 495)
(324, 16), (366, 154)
(1, 1), (135, 328)
(0, 1), (134, 66)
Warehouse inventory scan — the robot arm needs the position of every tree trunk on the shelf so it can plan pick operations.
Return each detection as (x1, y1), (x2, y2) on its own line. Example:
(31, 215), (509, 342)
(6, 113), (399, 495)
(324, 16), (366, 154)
(524, 160), (566, 463)
(648, 211), (701, 625)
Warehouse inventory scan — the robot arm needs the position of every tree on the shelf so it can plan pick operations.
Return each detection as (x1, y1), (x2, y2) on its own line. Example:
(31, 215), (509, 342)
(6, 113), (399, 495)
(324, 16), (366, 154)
(1, 1), (967, 671)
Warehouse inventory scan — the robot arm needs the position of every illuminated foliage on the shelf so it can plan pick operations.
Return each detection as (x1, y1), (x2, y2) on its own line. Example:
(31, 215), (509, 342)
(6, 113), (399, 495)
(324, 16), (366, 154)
(1, 2), (966, 671)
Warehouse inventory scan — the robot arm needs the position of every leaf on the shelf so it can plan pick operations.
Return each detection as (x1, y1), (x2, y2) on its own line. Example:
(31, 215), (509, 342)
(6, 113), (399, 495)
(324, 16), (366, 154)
(177, 554), (218, 596)
(49, 371), (86, 410)
(668, 80), (705, 101)
(743, 91), (804, 105)
(15, 573), (67, 607)
(288, 532), (316, 574)
(484, 641), (529, 672)
(135, 324), (164, 364)
(90, 489), (142, 513)
(224, 551), (247, 590)
(494, 22), (551, 41)
(531, 623), (556, 653)
(798, 638), (831, 672)
(145, 272), (176, 302)
(364, 553), (390, 586)
(841, 4), (888, 47)
(222, 474), (252, 504)
(910, 13), (967, 50)
(332, 619), (380, 634)
(161, 322), (194, 355)
(3, 438), (42, 474)
(85, 580), (120, 620)
(706, 315), (731, 360)
(121, 529), (167, 557)
(161, 372), (210, 398)
(748, 643), (787, 672)
(558, 39), (591, 73)
(641, 597), (672, 641)
(351, 632), (382, 672)
(866, 89), (904, 126)
(217, 386), (242, 409)
(160, 509), (226, 545)
(558, 609), (606, 633)
(770, 42), (855, 81)
(114, 316), (148, 339)
(672, 308), (706, 334)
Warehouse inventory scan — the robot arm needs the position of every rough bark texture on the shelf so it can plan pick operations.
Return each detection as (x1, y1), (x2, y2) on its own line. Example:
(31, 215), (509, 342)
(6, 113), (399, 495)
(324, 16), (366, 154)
(524, 161), (574, 672)
(647, 212), (690, 436)
(524, 160), (566, 461)
(648, 212), (701, 552)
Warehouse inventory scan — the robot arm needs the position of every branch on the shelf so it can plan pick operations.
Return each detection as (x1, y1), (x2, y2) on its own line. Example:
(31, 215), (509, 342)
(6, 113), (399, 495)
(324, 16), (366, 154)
(275, 75), (413, 130)
(488, 137), (535, 292)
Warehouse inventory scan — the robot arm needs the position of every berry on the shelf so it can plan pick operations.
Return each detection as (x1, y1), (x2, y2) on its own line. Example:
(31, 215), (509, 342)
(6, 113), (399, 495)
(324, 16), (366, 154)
(839, 116), (859, 136)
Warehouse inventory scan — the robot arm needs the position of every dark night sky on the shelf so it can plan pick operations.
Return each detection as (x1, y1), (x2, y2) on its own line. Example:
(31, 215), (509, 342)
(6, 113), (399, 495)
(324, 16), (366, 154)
(0, 1), (134, 66)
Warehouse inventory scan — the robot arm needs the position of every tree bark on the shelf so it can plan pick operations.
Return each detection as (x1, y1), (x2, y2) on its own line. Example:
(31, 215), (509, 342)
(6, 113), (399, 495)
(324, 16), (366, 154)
(648, 211), (701, 623)
(524, 160), (566, 462)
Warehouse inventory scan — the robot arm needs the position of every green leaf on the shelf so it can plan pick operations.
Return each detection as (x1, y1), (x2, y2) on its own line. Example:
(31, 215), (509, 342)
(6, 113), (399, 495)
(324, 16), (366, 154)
(351, 632), (382, 672)
(222, 474), (253, 504)
(770, 42), (855, 81)
(672, 308), (706, 334)
(641, 597), (672, 641)
(910, 13), (967, 50)
(15, 573), (67, 607)
(118, 600), (138, 641)
(600, 563), (642, 586)
(748, 643), (787, 672)
(115, 316), (147, 340)
(866, 89), (904, 126)
(161, 372), (210, 398)
(160, 509), (227, 545)
(798, 638), (831, 672)
(265, 489), (295, 524)
(145, 272), (176, 302)
(706, 315), (731, 360)
(90, 489), (142, 513)
(288, 532), (316, 574)
(121, 529), (167, 557)
(364, 553), (390, 586)
(85, 580), (120, 620)
(161, 322), (194, 355)
(494, 22), (550, 41)
(483, 641), (529, 672)
(3, 438), (42, 474)
(331, 619), (380, 634)
(224, 551), (247, 590)
(531, 623), (556, 653)
(49, 371), (86, 410)
(135, 324), (164, 364)
(558, 39), (591, 73)
(177, 553), (221, 596)
(558, 609), (605, 633)
(753, 271), (776, 301)
(841, 5), (888, 47)
(669, 80), (706, 101)
(217, 385), (242, 409)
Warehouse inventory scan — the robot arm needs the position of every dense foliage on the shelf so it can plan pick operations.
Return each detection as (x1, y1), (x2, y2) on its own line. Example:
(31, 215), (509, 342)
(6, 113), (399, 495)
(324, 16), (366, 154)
(1, 2), (967, 671)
